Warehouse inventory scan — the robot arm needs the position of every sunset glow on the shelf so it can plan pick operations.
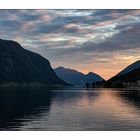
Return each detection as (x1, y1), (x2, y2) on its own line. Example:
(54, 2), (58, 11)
(0, 10), (140, 80)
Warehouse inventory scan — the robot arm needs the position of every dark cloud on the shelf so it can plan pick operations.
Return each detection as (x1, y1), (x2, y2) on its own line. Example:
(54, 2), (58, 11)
(0, 10), (140, 79)
(55, 23), (140, 55)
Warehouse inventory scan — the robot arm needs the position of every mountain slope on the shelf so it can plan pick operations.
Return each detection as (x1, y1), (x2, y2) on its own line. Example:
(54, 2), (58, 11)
(114, 60), (140, 77)
(106, 67), (140, 88)
(54, 67), (104, 86)
(107, 60), (140, 87)
(0, 39), (68, 86)
(85, 72), (105, 82)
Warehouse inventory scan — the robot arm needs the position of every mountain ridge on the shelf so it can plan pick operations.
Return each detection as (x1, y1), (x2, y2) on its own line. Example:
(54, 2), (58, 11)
(0, 38), (69, 86)
(106, 60), (140, 87)
(111, 60), (140, 80)
(54, 66), (105, 86)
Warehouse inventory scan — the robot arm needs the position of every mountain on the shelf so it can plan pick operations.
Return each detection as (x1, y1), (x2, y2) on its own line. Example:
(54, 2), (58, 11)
(107, 60), (140, 87)
(85, 72), (104, 82)
(0, 39), (68, 86)
(114, 60), (140, 77)
(54, 67), (104, 86)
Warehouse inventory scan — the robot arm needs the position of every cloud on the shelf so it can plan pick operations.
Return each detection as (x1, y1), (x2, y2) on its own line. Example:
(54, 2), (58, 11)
(0, 10), (140, 79)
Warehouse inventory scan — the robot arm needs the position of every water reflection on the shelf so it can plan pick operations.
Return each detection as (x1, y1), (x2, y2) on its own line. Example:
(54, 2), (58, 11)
(0, 87), (140, 130)
(0, 87), (53, 130)
(52, 88), (99, 106)
(48, 88), (140, 130)
(117, 89), (140, 109)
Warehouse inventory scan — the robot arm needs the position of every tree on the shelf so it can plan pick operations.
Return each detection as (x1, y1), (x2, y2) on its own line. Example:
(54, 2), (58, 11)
(92, 82), (96, 88)
(85, 82), (90, 88)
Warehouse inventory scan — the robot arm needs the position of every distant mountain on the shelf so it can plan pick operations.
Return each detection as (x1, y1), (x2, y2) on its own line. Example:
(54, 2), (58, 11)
(85, 72), (105, 83)
(107, 60), (140, 87)
(0, 39), (69, 86)
(54, 67), (104, 86)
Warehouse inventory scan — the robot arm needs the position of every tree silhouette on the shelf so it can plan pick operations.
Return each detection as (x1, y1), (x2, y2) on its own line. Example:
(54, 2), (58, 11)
(85, 82), (90, 88)
(92, 82), (96, 88)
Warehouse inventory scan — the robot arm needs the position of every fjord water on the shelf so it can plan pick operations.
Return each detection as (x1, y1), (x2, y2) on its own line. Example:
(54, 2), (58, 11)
(0, 87), (140, 130)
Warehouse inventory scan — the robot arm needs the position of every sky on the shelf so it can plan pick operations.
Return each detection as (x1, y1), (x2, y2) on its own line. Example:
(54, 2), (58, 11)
(0, 10), (140, 80)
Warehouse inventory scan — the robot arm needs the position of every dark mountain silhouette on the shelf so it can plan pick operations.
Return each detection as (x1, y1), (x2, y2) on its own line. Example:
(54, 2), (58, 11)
(109, 67), (140, 83)
(0, 39), (68, 86)
(54, 67), (104, 86)
(107, 60), (140, 87)
(113, 60), (140, 78)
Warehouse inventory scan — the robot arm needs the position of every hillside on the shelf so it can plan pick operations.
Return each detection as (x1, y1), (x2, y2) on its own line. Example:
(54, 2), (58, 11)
(107, 62), (140, 87)
(0, 39), (68, 86)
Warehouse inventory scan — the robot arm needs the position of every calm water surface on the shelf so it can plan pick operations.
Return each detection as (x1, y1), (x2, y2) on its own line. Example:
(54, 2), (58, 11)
(0, 87), (140, 130)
